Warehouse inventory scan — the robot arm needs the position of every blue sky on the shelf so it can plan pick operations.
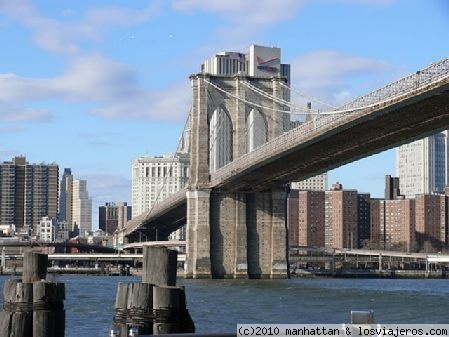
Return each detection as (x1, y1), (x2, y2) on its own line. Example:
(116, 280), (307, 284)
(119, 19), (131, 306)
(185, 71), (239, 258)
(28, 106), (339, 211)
(1, 0), (448, 229)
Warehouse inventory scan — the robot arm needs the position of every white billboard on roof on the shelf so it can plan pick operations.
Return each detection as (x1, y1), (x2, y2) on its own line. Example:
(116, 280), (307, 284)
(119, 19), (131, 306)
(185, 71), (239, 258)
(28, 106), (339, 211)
(249, 45), (281, 77)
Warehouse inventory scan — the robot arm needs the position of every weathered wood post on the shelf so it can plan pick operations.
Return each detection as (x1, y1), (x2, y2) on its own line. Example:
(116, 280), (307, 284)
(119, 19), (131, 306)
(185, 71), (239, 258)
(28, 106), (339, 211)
(153, 285), (195, 335)
(0, 279), (33, 337)
(127, 283), (154, 334)
(142, 246), (178, 286)
(0, 250), (65, 337)
(114, 282), (131, 337)
(113, 283), (157, 335)
(112, 245), (195, 335)
(22, 251), (48, 283)
(32, 281), (65, 337)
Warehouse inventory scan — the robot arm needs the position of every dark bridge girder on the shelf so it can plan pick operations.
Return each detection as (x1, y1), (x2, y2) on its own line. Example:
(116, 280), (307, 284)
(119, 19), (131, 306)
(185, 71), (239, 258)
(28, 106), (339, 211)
(212, 82), (449, 192)
(126, 202), (186, 242)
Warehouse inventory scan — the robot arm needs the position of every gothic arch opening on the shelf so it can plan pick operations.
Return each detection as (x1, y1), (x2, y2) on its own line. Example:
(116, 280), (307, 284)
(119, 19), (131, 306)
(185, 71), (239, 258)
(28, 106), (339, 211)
(246, 108), (268, 152)
(209, 106), (233, 173)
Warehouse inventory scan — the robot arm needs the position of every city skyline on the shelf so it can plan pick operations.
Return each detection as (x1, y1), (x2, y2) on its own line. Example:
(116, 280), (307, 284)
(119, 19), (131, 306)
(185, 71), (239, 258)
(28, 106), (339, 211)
(1, 1), (449, 228)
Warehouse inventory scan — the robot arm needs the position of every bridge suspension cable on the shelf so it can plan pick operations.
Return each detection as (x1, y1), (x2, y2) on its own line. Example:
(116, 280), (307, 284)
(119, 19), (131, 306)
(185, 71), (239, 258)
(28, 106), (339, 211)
(176, 110), (191, 154)
(240, 81), (317, 114)
(278, 82), (337, 109)
(203, 78), (351, 116)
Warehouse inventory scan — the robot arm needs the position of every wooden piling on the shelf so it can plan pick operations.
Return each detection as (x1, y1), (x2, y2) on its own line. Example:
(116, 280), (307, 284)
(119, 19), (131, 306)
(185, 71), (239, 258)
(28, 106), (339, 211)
(128, 283), (154, 334)
(0, 251), (66, 337)
(153, 286), (195, 335)
(114, 282), (155, 335)
(114, 282), (130, 337)
(0, 311), (11, 337)
(55, 283), (66, 336)
(10, 281), (33, 337)
(32, 281), (65, 337)
(0, 279), (33, 337)
(22, 251), (48, 283)
(142, 246), (177, 286)
(113, 246), (195, 335)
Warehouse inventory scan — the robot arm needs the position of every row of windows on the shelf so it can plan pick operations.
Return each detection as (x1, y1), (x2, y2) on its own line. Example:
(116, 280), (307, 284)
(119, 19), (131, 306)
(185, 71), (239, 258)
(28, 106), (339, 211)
(217, 57), (246, 75)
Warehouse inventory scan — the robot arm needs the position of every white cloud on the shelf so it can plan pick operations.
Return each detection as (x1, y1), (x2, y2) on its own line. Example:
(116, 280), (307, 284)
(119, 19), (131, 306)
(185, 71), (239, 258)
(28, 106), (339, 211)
(92, 82), (191, 121)
(331, 0), (394, 5)
(0, 0), (162, 54)
(0, 54), (190, 121)
(289, 50), (391, 106)
(172, 0), (306, 42)
(0, 101), (53, 122)
(171, 0), (394, 43)
(173, 0), (302, 23)
(82, 173), (131, 201)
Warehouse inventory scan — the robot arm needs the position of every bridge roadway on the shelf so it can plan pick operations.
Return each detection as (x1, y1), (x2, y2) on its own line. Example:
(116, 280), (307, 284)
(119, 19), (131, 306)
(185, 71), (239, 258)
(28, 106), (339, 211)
(124, 189), (187, 237)
(211, 60), (449, 191)
(125, 58), (449, 237)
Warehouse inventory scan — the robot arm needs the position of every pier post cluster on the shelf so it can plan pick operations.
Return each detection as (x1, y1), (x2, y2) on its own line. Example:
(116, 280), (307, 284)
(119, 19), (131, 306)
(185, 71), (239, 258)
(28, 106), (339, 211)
(112, 246), (195, 335)
(0, 251), (65, 337)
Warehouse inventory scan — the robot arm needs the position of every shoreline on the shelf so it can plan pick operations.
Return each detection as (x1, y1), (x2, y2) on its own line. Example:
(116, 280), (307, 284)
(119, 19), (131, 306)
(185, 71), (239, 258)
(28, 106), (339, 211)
(292, 268), (449, 279)
(0, 267), (446, 279)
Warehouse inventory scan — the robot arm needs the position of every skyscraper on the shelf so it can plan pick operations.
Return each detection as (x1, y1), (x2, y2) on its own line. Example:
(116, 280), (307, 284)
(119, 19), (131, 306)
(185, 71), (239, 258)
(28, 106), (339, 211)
(0, 156), (58, 229)
(396, 132), (447, 198)
(384, 175), (401, 200)
(132, 153), (189, 218)
(201, 44), (290, 81)
(59, 168), (73, 226)
(72, 179), (92, 237)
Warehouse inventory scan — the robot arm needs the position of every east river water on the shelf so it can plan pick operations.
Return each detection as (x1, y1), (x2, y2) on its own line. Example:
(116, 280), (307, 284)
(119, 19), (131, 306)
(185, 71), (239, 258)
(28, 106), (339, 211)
(1, 275), (449, 337)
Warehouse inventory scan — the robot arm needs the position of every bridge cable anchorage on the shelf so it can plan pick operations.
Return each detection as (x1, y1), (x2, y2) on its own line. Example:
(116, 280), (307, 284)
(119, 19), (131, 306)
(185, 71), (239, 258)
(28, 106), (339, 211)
(278, 81), (337, 109)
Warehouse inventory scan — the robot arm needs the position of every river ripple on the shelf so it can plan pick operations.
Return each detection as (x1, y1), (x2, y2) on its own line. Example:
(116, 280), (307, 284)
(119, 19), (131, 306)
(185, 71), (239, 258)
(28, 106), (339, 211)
(0, 276), (448, 336)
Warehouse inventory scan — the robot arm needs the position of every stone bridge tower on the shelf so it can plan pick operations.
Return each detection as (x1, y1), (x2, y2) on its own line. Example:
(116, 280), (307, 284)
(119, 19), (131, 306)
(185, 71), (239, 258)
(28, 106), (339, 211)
(186, 45), (291, 278)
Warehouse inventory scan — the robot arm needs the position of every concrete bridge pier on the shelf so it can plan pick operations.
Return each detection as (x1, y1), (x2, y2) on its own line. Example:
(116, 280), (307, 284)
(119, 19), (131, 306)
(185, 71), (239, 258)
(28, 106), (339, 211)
(246, 188), (288, 279)
(210, 191), (248, 278)
(185, 190), (212, 278)
(186, 188), (288, 279)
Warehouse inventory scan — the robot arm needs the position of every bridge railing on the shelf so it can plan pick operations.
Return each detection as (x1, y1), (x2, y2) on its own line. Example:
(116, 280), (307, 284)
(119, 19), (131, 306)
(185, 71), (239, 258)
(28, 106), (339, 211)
(210, 57), (449, 187)
(339, 57), (449, 110)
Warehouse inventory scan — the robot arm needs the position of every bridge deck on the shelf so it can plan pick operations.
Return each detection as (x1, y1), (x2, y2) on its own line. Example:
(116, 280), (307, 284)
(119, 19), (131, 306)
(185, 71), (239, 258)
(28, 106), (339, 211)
(124, 58), (449, 238)
(211, 66), (449, 191)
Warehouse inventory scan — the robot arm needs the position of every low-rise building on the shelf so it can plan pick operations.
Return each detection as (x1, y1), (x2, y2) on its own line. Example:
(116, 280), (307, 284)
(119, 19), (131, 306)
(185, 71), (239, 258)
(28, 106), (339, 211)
(37, 216), (57, 243)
